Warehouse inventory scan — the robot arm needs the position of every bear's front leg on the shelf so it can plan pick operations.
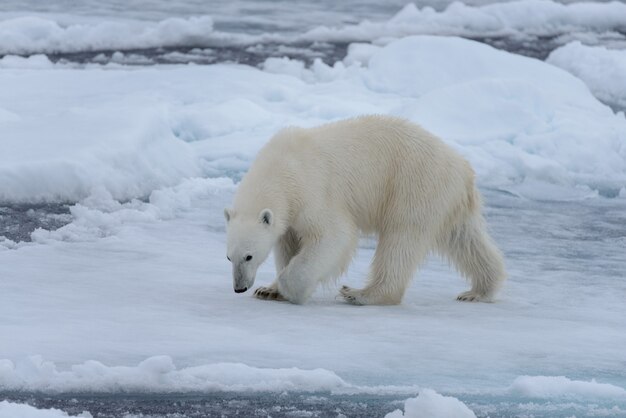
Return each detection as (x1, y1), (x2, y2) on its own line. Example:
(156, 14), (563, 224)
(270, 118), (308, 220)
(276, 266), (316, 305)
(276, 239), (330, 304)
(253, 282), (285, 301)
(276, 225), (358, 304)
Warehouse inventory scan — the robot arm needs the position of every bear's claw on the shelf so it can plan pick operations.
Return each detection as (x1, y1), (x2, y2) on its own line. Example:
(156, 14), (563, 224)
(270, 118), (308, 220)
(456, 290), (489, 302)
(254, 286), (285, 301)
(339, 285), (366, 306)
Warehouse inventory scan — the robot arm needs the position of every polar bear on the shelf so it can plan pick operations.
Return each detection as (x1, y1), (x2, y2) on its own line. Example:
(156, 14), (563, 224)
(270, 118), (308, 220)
(224, 115), (505, 305)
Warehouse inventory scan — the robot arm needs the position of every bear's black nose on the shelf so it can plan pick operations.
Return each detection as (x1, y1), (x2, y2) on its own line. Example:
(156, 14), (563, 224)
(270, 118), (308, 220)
(234, 287), (248, 293)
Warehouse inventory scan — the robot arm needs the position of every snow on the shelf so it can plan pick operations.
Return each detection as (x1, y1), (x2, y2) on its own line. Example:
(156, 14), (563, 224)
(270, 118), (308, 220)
(0, 53), (53, 69)
(366, 35), (587, 97)
(548, 41), (626, 111)
(365, 36), (626, 198)
(0, 68), (202, 203)
(0, 355), (351, 393)
(1, 1), (625, 55)
(1, 36), (625, 204)
(0, 15), (215, 55)
(303, 0), (626, 43)
(510, 376), (626, 399)
(385, 389), (476, 418)
(0, 401), (91, 418)
(1, 5), (625, 416)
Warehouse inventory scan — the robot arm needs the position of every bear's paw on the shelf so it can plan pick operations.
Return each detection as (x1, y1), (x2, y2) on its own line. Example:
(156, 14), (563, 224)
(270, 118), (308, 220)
(339, 285), (368, 306)
(254, 286), (286, 302)
(456, 290), (493, 303)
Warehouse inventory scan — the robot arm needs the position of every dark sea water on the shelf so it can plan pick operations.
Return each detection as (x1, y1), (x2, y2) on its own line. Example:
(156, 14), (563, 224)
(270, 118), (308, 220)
(0, 392), (403, 417)
(35, 34), (583, 68)
(5, 391), (625, 418)
(0, 203), (71, 243)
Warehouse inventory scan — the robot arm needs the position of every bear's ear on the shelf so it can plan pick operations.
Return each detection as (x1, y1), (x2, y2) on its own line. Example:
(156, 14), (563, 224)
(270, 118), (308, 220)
(259, 208), (273, 226)
(224, 208), (233, 222)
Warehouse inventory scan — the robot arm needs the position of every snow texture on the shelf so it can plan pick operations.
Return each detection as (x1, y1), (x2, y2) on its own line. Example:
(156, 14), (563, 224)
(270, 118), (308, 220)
(548, 41), (626, 110)
(510, 376), (626, 399)
(0, 355), (351, 394)
(303, 0), (626, 43)
(385, 389), (476, 418)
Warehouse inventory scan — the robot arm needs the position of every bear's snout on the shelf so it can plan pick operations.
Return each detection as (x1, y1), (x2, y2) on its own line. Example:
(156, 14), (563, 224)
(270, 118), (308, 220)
(234, 287), (248, 293)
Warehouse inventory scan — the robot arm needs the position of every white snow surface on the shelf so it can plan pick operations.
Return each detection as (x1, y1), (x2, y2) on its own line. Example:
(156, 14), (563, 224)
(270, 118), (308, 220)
(0, 0), (625, 54)
(385, 389), (476, 418)
(0, 401), (91, 418)
(548, 41), (626, 111)
(1, 31), (626, 417)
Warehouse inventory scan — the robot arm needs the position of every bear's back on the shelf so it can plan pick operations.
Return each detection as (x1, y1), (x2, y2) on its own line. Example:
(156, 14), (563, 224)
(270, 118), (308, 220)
(266, 116), (471, 231)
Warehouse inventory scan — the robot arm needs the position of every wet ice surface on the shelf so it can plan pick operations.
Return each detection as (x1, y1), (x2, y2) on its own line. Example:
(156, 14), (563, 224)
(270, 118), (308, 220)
(1, 188), (625, 417)
(486, 190), (626, 284)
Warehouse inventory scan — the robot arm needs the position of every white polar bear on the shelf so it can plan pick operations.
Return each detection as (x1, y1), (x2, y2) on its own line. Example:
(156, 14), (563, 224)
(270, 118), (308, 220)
(224, 115), (506, 305)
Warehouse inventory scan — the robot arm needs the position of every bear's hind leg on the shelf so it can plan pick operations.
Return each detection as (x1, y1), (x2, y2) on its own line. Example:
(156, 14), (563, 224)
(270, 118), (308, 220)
(341, 230), (427, 305)
(444, 213), (506, 302)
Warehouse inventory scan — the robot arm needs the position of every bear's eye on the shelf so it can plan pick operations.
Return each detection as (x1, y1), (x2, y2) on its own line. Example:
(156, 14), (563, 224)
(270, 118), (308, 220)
(245, 255), (253, 262)
(227, 256), (231, 262)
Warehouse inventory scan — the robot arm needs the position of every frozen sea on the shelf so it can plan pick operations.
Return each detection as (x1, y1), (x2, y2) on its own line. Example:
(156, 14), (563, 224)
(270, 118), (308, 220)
(1, 1), (626, 417)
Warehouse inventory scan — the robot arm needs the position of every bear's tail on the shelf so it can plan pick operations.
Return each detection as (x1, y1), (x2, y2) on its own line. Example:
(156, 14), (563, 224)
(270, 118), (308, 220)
(443, 187), (506, 301)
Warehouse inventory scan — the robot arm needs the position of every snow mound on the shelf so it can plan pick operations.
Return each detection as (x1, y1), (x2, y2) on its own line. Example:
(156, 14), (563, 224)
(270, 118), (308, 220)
(548, 41), (626, 111)
(0, 15), (214, 55)
(385, 389), (476, 418)
(365, 36), (626, 198)
(366, 35), (589, 98)
(510, 376), (626, 399)
(0, 401), (90, 418)
(0, 70), (202, 204)
(0, 355), (349, 393)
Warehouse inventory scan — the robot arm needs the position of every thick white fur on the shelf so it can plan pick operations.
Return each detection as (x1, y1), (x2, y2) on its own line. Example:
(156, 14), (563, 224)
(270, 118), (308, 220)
(224, 115), (506, 305)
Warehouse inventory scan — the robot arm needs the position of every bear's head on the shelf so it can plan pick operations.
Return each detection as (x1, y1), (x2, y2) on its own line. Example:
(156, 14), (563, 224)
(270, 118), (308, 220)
(224, 207), (278, 293)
